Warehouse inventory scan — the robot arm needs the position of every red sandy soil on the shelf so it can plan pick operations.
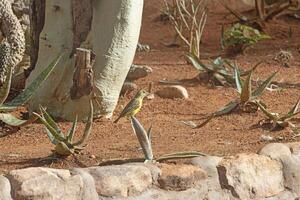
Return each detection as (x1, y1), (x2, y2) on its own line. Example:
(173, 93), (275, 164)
(1, 0), (300, 173)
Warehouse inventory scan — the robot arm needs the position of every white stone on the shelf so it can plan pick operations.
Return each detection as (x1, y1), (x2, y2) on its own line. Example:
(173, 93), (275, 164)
(0, 175), (12, 200)
(7, 167), (87, 200)
(84, 164), (152, 197)
(156, 85), (188, 99)
(217, 153), (284, 199)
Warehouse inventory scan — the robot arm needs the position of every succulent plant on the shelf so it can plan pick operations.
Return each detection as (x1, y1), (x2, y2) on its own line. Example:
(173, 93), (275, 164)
(213, 67), (277, 116)
(131, 116), (206, 163)
(0, 54), (62, 127)
(223, 23), (270, 54)
(186, 53), (262, 87)
(33, 100), (93, 156)
(256, 98), (300, 130)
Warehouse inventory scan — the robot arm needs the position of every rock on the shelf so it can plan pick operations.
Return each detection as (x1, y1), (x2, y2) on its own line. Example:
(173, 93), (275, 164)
(258, 143), (292, 161)
(157, 164), (207, 191)
(286, 142), (300, 157)
(0, 175), (12, 200)
(146, 93), (155, 100)
(156, 85), (188, 99)
(6, 167), (87, 200)
(126, 64), (153, 81)
(188, 155), (222, 177)
(279, 155), (300, 196)
(217, 153), (284, 199)
(84, 165), (152, 197)
(70, 169), (98, 200)
(260, 134), (274, 142)
(136, 43), (150, 52)
(265, 191), (299, 200)
(120, 81), (137, 96)
(123, 163), (161, 185)
(187, 155), (234, 199)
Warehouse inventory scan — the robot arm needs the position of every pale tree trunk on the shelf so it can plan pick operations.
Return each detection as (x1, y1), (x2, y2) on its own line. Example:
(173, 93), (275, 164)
(27, 0), (144, 120)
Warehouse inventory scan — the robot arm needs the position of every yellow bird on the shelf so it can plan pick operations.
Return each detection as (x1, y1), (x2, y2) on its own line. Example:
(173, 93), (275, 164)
(114, 89), (149, 123)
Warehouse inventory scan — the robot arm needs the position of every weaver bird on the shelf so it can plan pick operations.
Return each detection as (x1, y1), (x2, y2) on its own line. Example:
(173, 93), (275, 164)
(114, 89), (149, 123)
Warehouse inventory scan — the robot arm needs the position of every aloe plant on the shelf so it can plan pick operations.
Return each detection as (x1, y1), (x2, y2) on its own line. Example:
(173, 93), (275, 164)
(186, 53), (261, 87)
(33, 100), (93, 156)
(0, 54), (62, 127)
(256, 98), (300, 130)
(131, 116), (206, 163)
(214, 68), (277, 116)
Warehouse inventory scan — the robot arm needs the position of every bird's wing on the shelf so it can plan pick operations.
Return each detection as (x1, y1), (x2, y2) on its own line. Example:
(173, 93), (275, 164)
(119, 99), (140, 118)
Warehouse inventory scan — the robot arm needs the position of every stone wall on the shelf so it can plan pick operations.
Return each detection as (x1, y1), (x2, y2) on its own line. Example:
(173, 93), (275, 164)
(0, 142), (300, 200)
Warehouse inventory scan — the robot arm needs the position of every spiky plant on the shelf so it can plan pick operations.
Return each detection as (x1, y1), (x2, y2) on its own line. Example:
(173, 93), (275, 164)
(256, 98), (300, 130)
(223, 23), (270, 55)
(131, 116), (206, 163)
(214, 68), (277, 116)
(33, 100), (93, 156)
(186, 53), (261, 86)
(0, 54), (62, 127)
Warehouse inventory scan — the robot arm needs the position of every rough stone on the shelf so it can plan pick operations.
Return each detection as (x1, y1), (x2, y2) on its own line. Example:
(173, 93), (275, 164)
(258, 143), (292, 160)
(70, 168), (98, 200)
(136, 43), (150, 52)
(0, 175), (12, 200)
(217, 153), (284, 199)
(286, 142), (300, 157)
(280, 155), (300, 196)
(6, 167), (86, 200)
(156, 85), (188, 99)
(126, 64), (153, 81)
(84, 164), (152, 197)
(157, 164), (207, 191)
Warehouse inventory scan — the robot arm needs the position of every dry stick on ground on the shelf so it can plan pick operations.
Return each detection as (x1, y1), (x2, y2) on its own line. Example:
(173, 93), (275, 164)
(218, 0), (296, 27)
(164, 0), (207, 58)
(0, 0), (25, 85)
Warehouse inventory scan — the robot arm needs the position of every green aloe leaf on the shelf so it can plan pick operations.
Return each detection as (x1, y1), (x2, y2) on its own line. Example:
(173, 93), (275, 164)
(45, 129), (58, 145)
(131, 116), (153, 161)
(0, 64), (13, 105)
(39, 106), (64, 138)
(33, 112), (66, 142)
(157, 151), (207, 162)
(73, 100), (93, 147)
(256, 100), (279, 121)
(185, 53), (205, 71)
(186, 53), (214, 72)
(54, 141), (73, 156)
(147, 124), (152, 148)
(241, 61), (262, 76)
(0, 113), (28, 127)
(194, 114), (215, 129)
(4, 54), (62, 107)
(252, 72), (277, 99)
(0, 106), (18, 112)
(66, 116), (78, 143)
(240, 70), (252, 103)
(213, 73), (227, 86)
(286, 97), (300, 117)
(214, 100), (239, 116)
(234, 68), (242, 94)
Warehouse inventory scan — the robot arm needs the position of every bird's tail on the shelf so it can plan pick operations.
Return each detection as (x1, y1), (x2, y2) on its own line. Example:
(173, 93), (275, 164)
(113, 117), (120, 123)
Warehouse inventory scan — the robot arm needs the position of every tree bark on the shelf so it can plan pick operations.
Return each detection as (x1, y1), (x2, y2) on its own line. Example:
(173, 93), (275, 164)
(28, 0), (144, 120)
(0, 0), (25, 85)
